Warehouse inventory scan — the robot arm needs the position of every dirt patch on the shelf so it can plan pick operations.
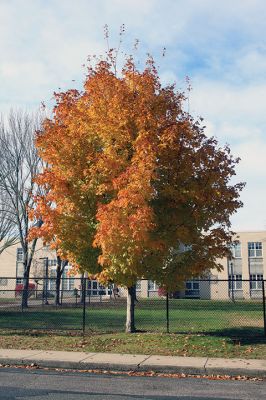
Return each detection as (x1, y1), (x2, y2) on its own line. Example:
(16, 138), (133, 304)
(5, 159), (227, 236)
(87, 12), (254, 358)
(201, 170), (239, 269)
(228, 316), (264, 327)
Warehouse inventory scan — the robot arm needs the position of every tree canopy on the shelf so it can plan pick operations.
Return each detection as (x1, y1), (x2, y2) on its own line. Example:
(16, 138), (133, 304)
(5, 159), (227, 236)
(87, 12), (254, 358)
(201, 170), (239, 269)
(31, 53), (244, 292)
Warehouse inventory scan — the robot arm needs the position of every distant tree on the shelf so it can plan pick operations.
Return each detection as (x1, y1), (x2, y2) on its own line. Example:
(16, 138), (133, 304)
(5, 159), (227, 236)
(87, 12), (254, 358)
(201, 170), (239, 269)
(30, 253), (68, 305)
(31, 48), (244, 332)
(0, 110), (44, 307)
(0, 188), (18, 253)
(54, 255), (68, 306)
(28, 225), (71, 306)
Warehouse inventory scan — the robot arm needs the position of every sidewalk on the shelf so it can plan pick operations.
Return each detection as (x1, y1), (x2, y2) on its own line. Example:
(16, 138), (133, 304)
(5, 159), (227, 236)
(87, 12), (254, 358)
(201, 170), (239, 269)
(0, 348), (265, 377)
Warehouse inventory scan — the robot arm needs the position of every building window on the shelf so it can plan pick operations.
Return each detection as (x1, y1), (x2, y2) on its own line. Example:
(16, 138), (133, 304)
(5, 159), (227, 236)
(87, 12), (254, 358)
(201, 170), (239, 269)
(61, 270), (74, 291)
(61, 278), (74, 291)
(47, 268), (75, 292)
(231, 242), (241, 258)
(0, 278), (8, 286)
(250, 274), (263, 290)
(248, 242), (262, 257)
(148, 280), (158, 291)
(87, 280), (110, 296)
(136, 280), (141, 291)
(185, 280), (200, 297)
(16, 248), (23, 262)
(228, 274), (242, 290)
(48, 259), (57, 267)
(16, 256), (24, 280)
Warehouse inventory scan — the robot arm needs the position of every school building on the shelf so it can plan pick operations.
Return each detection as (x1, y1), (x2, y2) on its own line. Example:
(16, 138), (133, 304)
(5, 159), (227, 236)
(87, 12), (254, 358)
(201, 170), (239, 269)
(0, 231), (265, 300)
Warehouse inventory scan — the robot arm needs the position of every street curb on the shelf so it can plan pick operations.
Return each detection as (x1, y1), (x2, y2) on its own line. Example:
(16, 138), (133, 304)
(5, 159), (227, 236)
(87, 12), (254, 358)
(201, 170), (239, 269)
(0, 350), (265, 378)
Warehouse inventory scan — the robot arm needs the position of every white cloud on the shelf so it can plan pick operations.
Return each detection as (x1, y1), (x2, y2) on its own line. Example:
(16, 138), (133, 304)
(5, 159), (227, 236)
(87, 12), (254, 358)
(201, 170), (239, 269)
(204, 122), (262, 144)
(0, 0), (266, 231)
(190, 79), (266, 231)
(231, 185), (266, 231)
(234, 140), (266, 179)
(191, 81), (266, 127)
(233, 48), (266, 81)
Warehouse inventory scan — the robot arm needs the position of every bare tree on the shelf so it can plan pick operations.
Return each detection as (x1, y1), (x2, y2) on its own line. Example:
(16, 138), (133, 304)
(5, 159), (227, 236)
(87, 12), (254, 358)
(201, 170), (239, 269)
(31, 253), (69, 306)
(0, 188), (19, 253)
(0, 110), (44, 307)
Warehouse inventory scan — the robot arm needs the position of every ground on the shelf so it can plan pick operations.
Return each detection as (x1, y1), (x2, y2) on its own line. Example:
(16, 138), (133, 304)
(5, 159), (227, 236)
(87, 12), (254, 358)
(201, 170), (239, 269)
(0, 331), (265, 359)
(0, 298), (265, 359)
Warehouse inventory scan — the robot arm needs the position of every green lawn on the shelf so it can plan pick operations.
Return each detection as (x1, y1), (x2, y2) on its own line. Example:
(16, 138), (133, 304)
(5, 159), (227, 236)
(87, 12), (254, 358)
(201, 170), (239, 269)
(0, 298), (264, 337)
(0, 330), (265, 360)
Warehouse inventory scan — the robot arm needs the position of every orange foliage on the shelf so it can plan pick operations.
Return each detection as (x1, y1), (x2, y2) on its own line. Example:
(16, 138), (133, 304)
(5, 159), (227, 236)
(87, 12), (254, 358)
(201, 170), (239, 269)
(31, 51), (244, 290)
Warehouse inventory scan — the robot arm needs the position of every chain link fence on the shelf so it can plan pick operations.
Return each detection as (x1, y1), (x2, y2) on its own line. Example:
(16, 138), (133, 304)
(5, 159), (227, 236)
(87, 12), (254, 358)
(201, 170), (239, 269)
(0, 277), (265, 337)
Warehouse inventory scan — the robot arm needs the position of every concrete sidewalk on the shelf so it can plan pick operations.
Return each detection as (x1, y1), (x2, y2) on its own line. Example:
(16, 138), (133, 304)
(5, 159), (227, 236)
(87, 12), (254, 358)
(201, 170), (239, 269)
(0, 348), (265, 377)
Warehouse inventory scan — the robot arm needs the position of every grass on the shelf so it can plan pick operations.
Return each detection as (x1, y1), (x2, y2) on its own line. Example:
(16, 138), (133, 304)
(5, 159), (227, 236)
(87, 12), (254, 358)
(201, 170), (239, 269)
(0, 330), (265, 360)
(0, 298), (265, 359)
(0, 299), (263, 337)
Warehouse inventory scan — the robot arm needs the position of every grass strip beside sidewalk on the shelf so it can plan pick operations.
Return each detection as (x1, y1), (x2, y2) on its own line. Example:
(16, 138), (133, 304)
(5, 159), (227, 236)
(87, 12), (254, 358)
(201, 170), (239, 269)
(0, 331), (265, 360)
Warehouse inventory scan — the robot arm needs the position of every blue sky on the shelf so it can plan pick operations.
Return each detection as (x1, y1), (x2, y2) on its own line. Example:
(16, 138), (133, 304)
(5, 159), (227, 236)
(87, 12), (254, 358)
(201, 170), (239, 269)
(0, 0), (265, 231)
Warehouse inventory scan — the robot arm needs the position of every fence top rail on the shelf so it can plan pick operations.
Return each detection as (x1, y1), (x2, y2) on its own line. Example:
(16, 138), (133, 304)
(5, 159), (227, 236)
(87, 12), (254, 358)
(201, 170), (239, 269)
(0, 277), (87, 280)
(0, 277), (265, 283)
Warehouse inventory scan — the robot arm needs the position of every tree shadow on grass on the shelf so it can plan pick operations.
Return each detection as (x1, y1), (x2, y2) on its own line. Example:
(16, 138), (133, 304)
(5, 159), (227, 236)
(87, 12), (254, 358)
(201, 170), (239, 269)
(0, 328), (83, 338)
(171, 326), (266, 346)
(206, 327), (266, 345)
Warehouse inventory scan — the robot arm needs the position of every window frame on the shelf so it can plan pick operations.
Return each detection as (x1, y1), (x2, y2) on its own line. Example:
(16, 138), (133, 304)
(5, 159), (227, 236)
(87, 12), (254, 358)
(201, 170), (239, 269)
(0, 278), (8, 286)
(48, 259), (57, 267)
(16, 248), (23, 262)
(248, 242), (262, 258)
(185, 280), (200, 297)
(87, 279), (111, 296)
(148, 280), (158, 292)
(250, 274), (263, 290)
(231, 242), (241, 258)
(228, 274), (242, 290)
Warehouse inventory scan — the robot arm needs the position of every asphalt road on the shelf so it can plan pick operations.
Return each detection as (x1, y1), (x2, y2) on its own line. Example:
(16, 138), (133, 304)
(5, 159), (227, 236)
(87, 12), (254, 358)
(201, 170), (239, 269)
(0, 368), (265, 399)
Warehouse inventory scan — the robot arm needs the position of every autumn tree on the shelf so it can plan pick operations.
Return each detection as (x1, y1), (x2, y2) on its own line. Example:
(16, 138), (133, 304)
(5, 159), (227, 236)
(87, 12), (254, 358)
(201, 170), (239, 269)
(32, 50), (244, 332)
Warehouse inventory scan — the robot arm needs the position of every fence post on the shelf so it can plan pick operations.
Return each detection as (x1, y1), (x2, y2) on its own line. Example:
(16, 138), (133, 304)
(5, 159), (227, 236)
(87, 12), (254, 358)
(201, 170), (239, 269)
(262, 280), (266, 337)
(82, 277), (86, 335)
(166, 292), (169, 333)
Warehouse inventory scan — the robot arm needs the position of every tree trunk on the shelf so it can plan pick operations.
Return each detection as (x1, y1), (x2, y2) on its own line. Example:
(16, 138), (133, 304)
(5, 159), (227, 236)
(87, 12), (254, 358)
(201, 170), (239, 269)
(55, 258), (68, 306)
(22, 266), (30, 308)
(126, 285), (136, 333)
(21, 220), (43, 309)
(80, 273), (85, 304)
(55, 262), (61, 306)
(21, 242), (29, 308)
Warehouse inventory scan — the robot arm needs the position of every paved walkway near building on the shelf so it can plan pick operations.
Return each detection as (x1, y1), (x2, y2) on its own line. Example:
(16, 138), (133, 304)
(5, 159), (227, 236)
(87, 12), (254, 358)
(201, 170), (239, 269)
(0, 348), (265, 377)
